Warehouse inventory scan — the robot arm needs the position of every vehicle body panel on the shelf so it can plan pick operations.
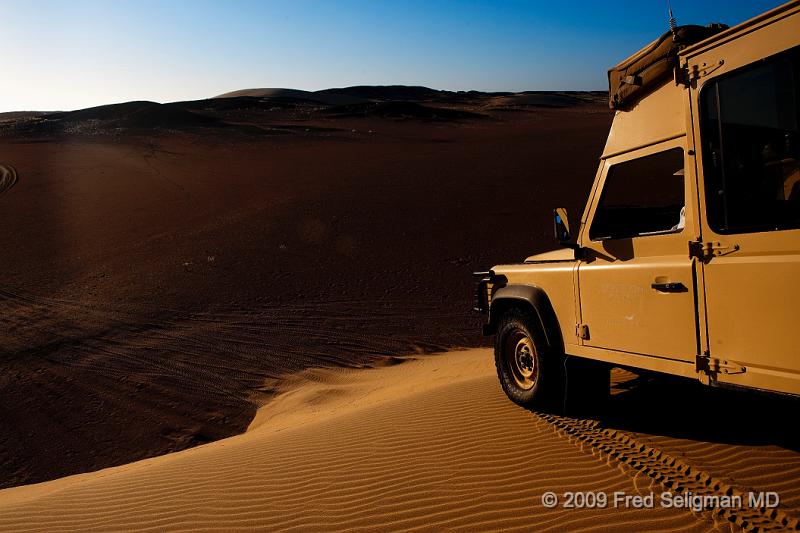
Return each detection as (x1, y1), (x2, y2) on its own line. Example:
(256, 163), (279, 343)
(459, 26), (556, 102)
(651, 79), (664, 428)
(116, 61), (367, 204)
(602, 83), (686, 160)
(685, 2), (800, 394)
(487, 261), (579, 352)
(577, 137), (699, 362)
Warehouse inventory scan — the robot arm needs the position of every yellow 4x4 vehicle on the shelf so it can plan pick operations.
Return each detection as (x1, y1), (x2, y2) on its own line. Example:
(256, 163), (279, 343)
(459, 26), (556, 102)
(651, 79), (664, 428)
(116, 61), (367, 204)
(476, 1), (800, 409)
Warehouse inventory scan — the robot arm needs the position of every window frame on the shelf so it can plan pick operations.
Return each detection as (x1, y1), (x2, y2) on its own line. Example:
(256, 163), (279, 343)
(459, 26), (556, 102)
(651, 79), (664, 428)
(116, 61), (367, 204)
(697, 44), (800, 235)
(588, 146), (687, 242)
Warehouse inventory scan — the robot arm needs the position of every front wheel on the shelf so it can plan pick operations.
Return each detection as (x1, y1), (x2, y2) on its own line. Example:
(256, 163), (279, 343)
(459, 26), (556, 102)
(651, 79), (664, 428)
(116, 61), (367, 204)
(494, 308), (565, 410)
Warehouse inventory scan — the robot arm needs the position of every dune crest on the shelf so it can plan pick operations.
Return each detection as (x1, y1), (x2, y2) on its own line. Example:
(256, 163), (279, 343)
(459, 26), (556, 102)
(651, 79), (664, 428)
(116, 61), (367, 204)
(215, 88), (368, 106)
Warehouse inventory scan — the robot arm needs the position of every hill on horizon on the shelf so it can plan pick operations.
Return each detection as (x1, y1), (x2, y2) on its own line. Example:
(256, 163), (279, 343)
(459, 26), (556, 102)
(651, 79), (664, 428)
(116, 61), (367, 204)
(0, 85), (608, 138)
(215, 85), (607, 105)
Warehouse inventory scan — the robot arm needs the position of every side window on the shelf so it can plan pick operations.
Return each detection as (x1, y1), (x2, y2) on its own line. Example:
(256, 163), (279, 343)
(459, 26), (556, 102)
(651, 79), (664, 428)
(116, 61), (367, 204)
(589, 148), (685, 241)
(700, 45), (800, 234)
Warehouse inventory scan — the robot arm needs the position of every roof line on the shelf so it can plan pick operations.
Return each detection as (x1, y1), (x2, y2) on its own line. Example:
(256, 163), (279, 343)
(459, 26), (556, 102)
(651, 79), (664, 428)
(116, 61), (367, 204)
(680, 0), (800, 58)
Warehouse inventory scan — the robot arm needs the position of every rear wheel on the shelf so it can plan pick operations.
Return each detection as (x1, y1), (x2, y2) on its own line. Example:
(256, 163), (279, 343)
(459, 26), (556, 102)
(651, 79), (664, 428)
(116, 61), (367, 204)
(494, 308), (564, 410)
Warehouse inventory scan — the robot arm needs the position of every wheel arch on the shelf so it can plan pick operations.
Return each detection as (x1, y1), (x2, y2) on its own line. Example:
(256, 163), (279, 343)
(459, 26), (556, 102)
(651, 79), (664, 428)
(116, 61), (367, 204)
(485, 285), (564, 352)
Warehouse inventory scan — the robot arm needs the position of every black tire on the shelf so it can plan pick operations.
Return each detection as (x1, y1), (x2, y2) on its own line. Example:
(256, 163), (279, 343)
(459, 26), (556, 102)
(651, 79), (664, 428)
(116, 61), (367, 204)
(494, 308), (565, 410)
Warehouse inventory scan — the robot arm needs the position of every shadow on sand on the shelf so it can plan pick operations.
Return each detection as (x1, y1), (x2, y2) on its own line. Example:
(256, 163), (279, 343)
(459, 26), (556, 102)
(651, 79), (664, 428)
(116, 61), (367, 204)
(599, 371), (800, 451)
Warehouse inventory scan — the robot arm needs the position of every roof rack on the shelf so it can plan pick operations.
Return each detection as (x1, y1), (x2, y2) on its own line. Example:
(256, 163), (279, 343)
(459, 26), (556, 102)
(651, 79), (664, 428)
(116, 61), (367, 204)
(608, 23), (727, 110)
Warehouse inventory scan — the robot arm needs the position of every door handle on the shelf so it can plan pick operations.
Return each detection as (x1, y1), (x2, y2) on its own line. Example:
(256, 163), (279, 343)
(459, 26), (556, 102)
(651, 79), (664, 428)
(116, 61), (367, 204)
(651, 281), (687, 293)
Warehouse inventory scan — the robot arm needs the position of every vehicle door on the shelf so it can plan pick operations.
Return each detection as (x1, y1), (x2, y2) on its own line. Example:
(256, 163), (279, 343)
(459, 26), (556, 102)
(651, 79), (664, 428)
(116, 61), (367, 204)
(688, 12), (800, 393)
(577, 140), (700, 363)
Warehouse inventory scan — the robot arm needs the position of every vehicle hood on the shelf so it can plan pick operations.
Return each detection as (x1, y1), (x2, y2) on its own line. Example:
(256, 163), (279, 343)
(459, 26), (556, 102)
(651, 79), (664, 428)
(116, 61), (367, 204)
(524, 248), (575, 263)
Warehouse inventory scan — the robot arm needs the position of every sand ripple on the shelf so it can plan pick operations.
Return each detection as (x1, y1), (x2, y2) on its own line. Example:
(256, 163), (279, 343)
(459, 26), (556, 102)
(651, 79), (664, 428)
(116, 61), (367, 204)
(0, 350), (720, 532)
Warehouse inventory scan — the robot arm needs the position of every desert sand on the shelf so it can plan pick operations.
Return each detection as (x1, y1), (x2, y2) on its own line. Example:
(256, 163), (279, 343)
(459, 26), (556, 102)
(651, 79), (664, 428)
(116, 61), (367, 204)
(0, 348), (768, 532)
(0, 164), (16, 194)
(2, 88), (799, 531)
(0, 89), (610, 488)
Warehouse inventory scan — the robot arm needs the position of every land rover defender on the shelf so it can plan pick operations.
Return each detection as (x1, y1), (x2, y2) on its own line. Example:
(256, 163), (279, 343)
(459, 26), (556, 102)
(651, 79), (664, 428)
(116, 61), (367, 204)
(476, 1), (800, 409)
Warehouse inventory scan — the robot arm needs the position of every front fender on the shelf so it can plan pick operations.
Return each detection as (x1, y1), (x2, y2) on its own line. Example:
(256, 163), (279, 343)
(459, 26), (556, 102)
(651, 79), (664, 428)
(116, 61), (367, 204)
(485, 285), (563, 351)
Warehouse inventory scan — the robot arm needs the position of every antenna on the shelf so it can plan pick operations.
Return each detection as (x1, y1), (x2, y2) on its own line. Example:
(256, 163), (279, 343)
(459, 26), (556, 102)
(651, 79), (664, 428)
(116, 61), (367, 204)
(667, 0), (678, 32)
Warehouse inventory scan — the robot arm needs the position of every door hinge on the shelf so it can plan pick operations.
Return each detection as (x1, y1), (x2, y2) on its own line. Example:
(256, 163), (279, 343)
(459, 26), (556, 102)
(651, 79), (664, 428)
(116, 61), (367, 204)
(689, 240), (740, 261)
(684, 59), (725, 84)
(675, 64), (690, 87)
(697, 351), (746, 375)
(710, 358), (746, 374)
(576, 324), (590, 340)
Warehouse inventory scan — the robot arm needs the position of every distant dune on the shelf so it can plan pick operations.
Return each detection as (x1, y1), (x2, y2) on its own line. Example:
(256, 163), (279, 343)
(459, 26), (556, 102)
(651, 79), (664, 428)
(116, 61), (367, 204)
(50, 101), (224, 130)
(490, 92), (607, 108)
(323, 100), (485, 120)
(214, 85), (605, 107)
(215, 85), (454, 104)
(0, 86), (607, 139)
(215, 88), (367, 106)
(0, 111), (50, 122)
(2, 101), (225, 137)
(317, 85), (448, 101)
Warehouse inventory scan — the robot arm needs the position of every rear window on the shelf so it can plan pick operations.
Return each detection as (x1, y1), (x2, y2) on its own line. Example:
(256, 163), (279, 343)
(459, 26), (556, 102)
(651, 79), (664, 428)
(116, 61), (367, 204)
(700, 45), (800, 234)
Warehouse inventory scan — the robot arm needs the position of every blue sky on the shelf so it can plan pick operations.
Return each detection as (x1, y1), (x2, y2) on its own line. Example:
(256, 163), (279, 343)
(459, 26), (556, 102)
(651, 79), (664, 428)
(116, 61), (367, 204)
(0, 0), (784, 112)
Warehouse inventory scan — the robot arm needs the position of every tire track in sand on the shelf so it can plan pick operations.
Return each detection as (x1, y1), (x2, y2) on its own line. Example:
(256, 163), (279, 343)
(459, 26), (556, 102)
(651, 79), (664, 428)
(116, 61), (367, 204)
(537, 413), (800, 532)
(0, 164), (17, 195)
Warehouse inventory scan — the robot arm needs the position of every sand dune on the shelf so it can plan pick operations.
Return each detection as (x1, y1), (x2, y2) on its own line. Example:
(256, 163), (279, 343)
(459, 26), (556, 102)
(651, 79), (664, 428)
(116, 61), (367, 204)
(215, 88), (367, 106)
(0, 350), (726, 532)
(489, 92), (607, 109)
(1, 88), (608, 140)
(2, 92), (798, 533)
(317, 85), (449, 101)
(216, 86), (455, 105)
(2, 81), (796, 531)
(323, 101), (484, 120)
(53, 101), (224, 130)
(0, 101), (611, 487)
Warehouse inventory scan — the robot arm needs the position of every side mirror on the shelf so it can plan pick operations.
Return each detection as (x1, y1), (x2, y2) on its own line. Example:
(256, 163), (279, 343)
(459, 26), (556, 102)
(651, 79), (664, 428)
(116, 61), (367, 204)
(554, 207), (582, 255)
(554, 207), (571, 243)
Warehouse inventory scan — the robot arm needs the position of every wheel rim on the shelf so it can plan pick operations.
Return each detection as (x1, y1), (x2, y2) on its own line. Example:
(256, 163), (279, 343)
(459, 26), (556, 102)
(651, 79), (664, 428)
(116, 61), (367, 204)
(505, 330), (537, 390)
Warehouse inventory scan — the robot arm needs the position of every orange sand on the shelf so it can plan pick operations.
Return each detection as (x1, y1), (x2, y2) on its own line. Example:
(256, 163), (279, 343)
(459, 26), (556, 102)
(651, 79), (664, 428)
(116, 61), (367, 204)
(0, 350), (716, 532)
